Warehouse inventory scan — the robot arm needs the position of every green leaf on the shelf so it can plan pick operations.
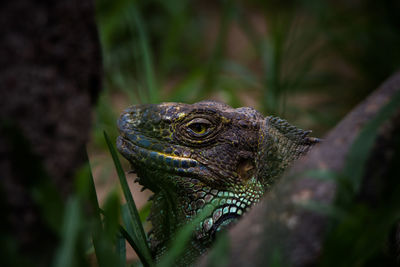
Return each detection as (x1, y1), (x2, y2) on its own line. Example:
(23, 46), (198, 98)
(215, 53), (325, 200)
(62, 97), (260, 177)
(103, 189), (122, 242)
(116, 234), (127, 267)
(81, 158), (122, 267)
(121, 204), (151, 264)
(303, 169), (339, 181)
(157, 205), (213, 267)
(126, 7), (159, 104)
(320, 89), (400, 266)
(269, 248), (284, 267)
(119, 226), (142, 260)
(139, 201), (152, 223)
(53, 197), (83, 267)
(207, 232), (230, 267)
(343, 89), (400, 195)
(168, 69), (203, 103)
(201, 0), (235, 96)
(298, 200), (346, 219)
(104, 131), (154, 266)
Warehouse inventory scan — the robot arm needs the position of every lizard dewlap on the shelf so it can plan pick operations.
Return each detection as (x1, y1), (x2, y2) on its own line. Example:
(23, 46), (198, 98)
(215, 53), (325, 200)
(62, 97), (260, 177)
(116, 101), (319, 265)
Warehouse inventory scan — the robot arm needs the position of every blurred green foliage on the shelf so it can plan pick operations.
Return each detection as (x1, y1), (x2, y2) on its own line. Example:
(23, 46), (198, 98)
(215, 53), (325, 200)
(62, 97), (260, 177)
(303, 90), (400, 266)
(89, 1), (400, 265)
(93, 0), (400, 147)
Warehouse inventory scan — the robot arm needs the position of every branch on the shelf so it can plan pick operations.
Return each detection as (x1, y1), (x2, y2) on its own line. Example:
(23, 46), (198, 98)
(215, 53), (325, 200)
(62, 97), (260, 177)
(199, 72), (400, 266)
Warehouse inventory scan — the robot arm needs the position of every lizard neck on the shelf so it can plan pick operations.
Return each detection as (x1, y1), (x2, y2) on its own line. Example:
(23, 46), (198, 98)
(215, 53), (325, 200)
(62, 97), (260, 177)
(148, 184), (209, 262)
(147, 175), (265, 262)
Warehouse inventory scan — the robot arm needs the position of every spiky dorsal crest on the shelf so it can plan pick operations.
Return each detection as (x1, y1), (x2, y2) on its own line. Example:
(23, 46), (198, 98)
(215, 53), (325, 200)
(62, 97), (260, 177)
(256, 116), (320, 187)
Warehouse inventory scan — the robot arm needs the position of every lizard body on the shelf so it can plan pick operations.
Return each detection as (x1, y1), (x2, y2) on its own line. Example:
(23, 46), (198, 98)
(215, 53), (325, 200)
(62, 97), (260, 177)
(116, 101), (319, 264)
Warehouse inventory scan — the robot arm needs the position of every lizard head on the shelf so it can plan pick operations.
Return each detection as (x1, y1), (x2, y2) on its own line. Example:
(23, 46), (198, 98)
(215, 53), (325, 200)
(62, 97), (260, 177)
(117, 100), (318, 243)
(117, 101), (266, 237)
(117, 101), (265, 186)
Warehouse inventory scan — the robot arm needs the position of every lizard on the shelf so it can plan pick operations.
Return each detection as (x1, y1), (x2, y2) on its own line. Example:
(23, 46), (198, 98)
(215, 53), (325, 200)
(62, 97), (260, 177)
(116, 100), (319, 265)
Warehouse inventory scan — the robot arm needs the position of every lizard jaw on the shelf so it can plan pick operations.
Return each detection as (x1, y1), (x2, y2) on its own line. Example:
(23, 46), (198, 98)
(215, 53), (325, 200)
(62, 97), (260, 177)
(117, 135), (197, 167)
(116, 135), (218, 183)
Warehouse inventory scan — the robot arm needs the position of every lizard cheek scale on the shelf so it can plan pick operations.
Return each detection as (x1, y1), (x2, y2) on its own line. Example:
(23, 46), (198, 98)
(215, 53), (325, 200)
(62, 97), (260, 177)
(116, 100), (319, 264)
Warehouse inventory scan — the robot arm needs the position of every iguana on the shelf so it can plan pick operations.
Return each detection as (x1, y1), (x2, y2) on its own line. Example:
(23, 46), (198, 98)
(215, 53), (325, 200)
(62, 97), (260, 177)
(116, 101), (319, 265)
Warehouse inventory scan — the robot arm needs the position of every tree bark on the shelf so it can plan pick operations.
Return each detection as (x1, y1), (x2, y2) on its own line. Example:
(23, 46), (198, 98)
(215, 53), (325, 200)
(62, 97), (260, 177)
(0, 0), (101, 265)
(199, 72), (400, 266)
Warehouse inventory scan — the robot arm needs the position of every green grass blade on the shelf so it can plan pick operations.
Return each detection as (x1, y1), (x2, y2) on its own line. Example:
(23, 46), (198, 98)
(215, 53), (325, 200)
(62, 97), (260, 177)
(298, 200), (346, 219)
(116, 234), (127, 267)
(85, 157), (102, 222)
(168, 69), (203, 102)
(319, 89), (400, 265)
(138, 201), (152, 222)
(269, 249), (284, 267)
(53, 197), (82, 267)
(104, 131), (154, 266)
(222, 60), (259, 88)
(343, 89), (400, 194)
(303, 169), (339, 181)
(103, 189), (122, 242)
(80, 157), (122, 267)
(201, 0), (234, 96)
(121, 204), (153, 265)
(128, 7), (158, 104)
(206, 232), (230, 267)
(157, 206), (213, 267)
(119, 226), (142, 259)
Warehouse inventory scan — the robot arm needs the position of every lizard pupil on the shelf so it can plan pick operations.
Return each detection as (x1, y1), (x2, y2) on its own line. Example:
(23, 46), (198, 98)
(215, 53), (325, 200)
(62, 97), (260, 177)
(182, 117), (216, 141)
(189, 123), (207, 134)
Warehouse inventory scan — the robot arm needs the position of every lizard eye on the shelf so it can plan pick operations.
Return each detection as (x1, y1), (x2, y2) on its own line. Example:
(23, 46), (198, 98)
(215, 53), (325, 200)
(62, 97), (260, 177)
(186, 118), (212, 137)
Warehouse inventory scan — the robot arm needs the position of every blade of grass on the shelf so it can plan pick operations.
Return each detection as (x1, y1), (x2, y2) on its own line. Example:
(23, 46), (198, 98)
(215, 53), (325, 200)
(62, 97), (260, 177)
(78, 157), (122, 267)
(297, 200), (347, 219)
(104, 131), (154, 266)
(103, 189), (122, 242)
(139, 201), (152, 222)
(343, 89), (400, 194)
(77, 157), (101, 222)
(201, 0), (235, 96)
(222, 60), (259, 88)
(206, 232), (230, 267)
(303, 169), (339, 181)
(53, 197), (83, 267)
(116, 234), (127, 267)
(126, 7), (159, 104)
(320, 89), (400, 265)
(269, 249), (284, 267)
(120, 203), (153, 264)
(119, 226), (142, 259)
(168, 69), (203, 102)
(157, 205), (213, 267)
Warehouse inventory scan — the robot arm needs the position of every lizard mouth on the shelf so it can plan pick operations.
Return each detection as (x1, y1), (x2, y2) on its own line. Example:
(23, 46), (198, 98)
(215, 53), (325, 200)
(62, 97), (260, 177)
(116, 135), (224, 185)
(117, 135), (199, 172)
(117, 132), (231, 190)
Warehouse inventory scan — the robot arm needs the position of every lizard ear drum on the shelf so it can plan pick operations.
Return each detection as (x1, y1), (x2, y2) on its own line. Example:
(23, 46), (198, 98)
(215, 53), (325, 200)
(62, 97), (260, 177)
(237, 158), (255, 181)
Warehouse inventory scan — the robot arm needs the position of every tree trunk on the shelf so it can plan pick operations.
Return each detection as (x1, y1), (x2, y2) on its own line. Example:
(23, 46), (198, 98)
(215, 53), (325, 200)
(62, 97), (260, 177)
(0, 0), (101, 265)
